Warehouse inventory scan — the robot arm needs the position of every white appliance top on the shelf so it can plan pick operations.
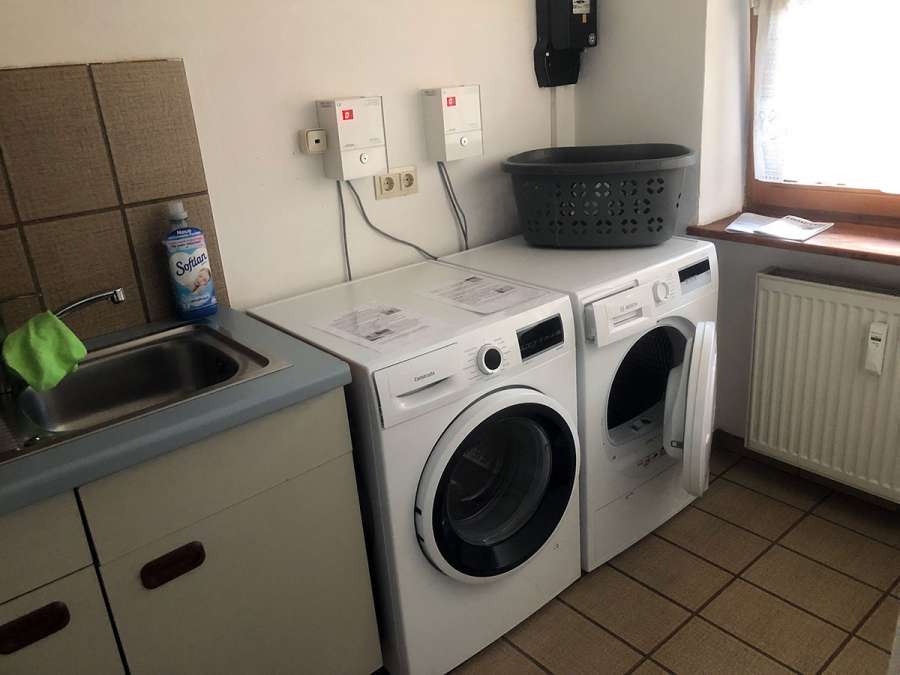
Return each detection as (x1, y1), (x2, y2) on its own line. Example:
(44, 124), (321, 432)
(251, 261), (567, 369)
(443, 235), (714, 299)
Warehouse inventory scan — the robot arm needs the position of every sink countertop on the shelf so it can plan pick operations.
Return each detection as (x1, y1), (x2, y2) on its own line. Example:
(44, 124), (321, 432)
(0, 308), (351, 516)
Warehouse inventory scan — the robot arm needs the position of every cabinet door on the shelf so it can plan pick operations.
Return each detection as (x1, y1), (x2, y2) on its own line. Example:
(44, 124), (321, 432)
(101, 453), (381, 675)
(0, 567), (122, 675)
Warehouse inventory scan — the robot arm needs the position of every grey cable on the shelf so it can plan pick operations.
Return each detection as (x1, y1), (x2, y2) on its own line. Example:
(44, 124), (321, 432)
(437, 161), (469, 250)
(336, 181), (352, 281)
(344, 180), (438, 261)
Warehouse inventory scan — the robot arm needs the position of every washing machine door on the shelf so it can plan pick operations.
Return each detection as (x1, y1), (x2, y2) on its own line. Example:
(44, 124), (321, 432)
(415, 388), (578, 583)
(664, 321), (717, 496)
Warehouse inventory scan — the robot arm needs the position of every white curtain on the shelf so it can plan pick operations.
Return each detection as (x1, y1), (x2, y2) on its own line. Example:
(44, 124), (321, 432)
(753, 0), (900, 193)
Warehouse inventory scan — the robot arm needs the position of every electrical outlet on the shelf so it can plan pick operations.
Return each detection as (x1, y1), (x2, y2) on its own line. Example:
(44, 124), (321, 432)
(374, 172), (401, 200)
(397, 166), (418, 195)
(301, 128), (328, 154)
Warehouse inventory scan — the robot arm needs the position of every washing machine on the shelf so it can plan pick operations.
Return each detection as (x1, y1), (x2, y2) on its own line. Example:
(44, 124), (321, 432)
(443, 236), (718, 571)
(251, 261), (581, 675)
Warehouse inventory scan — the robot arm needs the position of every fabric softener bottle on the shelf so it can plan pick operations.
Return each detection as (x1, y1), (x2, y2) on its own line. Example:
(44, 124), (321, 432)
(163, 200), (218, 320)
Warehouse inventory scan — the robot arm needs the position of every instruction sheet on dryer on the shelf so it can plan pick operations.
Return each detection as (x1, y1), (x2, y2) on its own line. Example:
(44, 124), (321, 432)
(312, 303), (443, 353)
(422, 275), (547, 315)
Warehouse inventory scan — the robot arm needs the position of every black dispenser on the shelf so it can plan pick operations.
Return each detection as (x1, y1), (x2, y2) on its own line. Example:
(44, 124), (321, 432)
(534, 0), (598, 87)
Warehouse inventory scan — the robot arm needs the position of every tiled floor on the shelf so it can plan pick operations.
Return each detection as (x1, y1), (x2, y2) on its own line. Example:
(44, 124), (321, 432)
(455, 446), (900, 675)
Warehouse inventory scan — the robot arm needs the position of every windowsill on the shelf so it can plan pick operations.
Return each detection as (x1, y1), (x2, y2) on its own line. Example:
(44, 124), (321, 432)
(687, 214), (900, 266)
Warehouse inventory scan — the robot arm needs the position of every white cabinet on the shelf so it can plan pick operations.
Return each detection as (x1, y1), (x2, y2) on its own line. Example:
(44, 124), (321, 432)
(81, 389), (382, 674)
(0, 567), (122, 674)
(101, 453), (380, 674)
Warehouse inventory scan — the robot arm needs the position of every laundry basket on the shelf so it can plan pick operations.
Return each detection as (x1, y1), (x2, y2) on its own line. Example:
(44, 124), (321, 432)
(503, 144), (695, 248)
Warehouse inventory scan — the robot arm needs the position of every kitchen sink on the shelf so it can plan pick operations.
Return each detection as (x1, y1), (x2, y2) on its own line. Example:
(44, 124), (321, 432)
(4, 324), (288, 455)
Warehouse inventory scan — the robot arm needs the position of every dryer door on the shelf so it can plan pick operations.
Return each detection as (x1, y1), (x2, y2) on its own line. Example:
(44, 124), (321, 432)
(664, 321), (717, 496)
(415, 388), (578, 583)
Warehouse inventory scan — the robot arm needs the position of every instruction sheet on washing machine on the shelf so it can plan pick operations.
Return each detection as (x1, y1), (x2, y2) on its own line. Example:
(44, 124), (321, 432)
(422, 275), (547, 315)
(312, 303), (444, 353)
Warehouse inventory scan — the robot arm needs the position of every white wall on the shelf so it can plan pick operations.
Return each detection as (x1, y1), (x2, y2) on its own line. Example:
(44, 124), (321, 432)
(0, 0), (550, 307)
(698, 0), (749, 224)
(574, 0), (709, 231)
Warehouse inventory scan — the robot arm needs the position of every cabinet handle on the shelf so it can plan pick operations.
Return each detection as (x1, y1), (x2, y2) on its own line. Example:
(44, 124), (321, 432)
(0, 601), (71, 655)
(140, 541), (206, 590)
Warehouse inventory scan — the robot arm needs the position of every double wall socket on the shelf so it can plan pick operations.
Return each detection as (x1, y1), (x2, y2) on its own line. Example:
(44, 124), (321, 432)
(375, 166), (418, 200)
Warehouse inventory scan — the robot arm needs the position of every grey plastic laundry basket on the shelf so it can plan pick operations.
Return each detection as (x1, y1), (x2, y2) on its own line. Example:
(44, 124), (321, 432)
(503, 144), (695, 248)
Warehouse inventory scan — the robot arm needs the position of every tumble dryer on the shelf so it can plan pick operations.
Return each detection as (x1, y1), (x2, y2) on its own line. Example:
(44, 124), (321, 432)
(443, 236), (718, 570)
(251, 262), (581, 674)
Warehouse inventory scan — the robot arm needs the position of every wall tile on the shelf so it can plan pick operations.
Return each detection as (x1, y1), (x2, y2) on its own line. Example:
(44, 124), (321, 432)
(0, 228), (35, 298)
(0, 162), (16, 225)
(126, 194), (229, 321)
(92, 60), (206, 203)
(25, 211), (145, 338)
(0, 65), (118, 220)
(0, 295), (42, 332)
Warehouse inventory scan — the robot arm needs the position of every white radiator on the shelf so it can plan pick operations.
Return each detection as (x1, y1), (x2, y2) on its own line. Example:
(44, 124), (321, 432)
(747, 270), (900, 502)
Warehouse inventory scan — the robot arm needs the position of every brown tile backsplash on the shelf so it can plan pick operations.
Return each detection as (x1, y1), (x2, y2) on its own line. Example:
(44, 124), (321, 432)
(26, 212), (145, 338)
(0, 295), (42, 333)
(92, 60), (207, 203)
(0, 162), (16, 225)
(0, 59), (227, 339)
(0, 65), (117, 221)
(0, 228), (35, 299)
(126, 194), (228, 322)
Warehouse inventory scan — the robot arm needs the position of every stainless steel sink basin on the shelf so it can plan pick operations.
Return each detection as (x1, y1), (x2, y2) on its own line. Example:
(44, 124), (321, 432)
(9, 324), (288, 448)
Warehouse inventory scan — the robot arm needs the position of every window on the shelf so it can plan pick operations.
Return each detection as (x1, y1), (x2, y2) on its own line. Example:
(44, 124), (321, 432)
(748, 0), (900, 220)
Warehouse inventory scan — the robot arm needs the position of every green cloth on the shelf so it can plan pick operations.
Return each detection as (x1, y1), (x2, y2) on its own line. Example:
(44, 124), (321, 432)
(2, 312), (86, 392)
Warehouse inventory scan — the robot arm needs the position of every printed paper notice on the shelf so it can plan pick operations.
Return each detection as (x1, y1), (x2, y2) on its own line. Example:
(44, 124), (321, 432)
(423, 275), (547, 315)
(313, 304), (440, 353)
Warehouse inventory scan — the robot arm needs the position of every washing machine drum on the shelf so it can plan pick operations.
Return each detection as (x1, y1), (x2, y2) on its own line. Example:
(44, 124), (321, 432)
(415, 389), (578, 583)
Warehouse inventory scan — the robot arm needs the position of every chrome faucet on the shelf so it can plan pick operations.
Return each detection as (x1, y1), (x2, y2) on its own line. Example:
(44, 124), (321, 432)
(0, 288), (126, 396)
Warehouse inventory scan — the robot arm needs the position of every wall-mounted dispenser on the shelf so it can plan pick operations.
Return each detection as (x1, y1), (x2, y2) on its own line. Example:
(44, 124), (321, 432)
(316, 96), (388, 180)
(421, 85), (483, 162)
(534, 0), (598, 87)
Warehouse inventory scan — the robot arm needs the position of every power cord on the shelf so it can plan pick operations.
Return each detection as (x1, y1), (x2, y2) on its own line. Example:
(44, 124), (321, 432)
(336, 181), (352, 281)
(344, 180), (438, 261)
(437, 161), (469, 250)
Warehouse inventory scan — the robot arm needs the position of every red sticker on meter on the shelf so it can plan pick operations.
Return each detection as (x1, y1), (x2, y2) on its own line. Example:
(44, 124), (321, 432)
(446, 96), (457, 107)
(341, 109), (354, 121)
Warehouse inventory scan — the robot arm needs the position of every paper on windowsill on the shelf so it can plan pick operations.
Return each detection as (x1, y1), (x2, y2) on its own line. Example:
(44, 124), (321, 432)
(726, 212), (833, 242)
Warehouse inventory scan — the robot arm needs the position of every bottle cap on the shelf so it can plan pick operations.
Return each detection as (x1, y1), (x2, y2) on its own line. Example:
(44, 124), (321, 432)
(167, 200), (188, 221)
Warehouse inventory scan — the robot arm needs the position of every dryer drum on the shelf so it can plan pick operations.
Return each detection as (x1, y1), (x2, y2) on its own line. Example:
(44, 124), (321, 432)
(607, 326), (686, 432)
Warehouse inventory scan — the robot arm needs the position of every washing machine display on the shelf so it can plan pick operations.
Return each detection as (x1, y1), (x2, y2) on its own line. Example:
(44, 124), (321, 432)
(416, 389), (578, 582)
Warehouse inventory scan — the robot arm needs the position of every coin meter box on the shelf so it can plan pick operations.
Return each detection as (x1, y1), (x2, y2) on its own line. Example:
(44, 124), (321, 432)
(316, 96), (388, 180)
(421, 85), (483, 162)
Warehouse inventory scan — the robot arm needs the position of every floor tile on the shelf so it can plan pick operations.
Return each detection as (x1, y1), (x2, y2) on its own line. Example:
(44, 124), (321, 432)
(655, 617), (792, 675)
(814, 492), (900, 549)
(655, 507), (769, 573)
(780, 516), (900, 590)
(701, 579), (847, 673)
(631, 660), (669, 675)
(611, 535), (732, 610)
(823, 638), (890, 675)
(453, 639), (544, 675)
(560, 566), (689, 653)
(857, 597), (900, 651)
(709, 444), (742, 476)
(0, 228), (34, 298)
(506, 600), (640, 675)
(741, 545), (882, 631)
(694, 479), (805, 541)
(724, 460), (830, 510)
(893, 579), (899, 599)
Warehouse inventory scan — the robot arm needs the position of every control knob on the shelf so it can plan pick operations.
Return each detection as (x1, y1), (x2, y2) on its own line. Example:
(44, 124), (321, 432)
(476, 345), (503, 374)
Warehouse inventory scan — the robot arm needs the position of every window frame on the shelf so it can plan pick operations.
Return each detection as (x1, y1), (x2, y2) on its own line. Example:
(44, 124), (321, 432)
(745, 14), (900, 224)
